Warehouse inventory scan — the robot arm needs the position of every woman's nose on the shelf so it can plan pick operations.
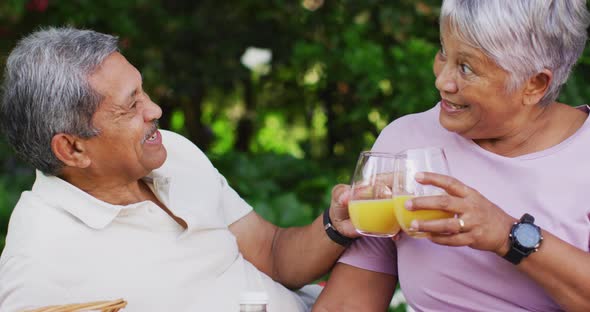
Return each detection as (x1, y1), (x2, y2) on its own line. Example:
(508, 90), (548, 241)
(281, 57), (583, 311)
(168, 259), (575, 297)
(434, 65), (458, 94)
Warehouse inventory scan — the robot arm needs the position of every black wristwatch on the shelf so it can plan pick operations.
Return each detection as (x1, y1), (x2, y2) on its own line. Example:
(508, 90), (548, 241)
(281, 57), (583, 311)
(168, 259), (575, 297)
(323, 208), (355, 247)
(503, 213), (543, 265)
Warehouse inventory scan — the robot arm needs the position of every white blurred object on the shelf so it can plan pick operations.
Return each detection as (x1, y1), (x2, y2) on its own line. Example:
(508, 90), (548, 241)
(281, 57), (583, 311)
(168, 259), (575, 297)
(239, 291), (268, 311)
(302, 0), (324, 11)
(241, 47), (272, 74)
(390, 290), (415, 311)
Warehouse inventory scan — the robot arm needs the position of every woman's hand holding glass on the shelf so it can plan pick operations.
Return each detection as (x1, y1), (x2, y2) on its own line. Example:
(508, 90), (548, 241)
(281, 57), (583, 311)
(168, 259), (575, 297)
(348, 147), (514, 249)
(386, 147), (516, 253)
(392, 147), (455, 238)
(406, 172), (516, 254)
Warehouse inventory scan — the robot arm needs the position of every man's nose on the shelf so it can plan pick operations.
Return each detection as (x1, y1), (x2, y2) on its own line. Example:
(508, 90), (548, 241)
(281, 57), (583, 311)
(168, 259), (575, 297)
(144, 99), (162, 122)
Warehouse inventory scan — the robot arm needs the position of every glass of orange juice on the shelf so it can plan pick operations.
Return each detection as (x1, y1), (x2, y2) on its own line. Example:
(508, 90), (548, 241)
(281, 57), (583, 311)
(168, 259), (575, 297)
(348, 151), (401, 237)
(392, 147), (455, 238)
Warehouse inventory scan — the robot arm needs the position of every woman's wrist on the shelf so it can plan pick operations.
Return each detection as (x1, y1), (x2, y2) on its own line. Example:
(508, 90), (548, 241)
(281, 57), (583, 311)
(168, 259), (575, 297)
(495, 217), (518, 257)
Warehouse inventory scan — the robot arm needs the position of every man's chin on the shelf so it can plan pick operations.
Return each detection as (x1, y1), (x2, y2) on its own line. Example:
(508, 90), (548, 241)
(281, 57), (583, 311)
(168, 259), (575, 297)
(145, 147), (168, 171)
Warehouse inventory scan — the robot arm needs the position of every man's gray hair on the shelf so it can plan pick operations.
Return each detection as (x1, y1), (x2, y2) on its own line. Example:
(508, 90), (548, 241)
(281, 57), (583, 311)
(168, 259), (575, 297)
(0, 27), (118, 175)
(441, 0), (590, 106)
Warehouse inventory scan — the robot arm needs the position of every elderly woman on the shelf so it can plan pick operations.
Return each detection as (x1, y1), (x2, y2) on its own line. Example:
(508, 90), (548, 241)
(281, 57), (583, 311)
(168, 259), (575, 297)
(313, 0), (590, 311)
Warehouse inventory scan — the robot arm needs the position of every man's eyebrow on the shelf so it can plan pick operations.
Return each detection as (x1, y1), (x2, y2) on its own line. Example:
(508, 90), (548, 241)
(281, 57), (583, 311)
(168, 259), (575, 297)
(127, 88), (139, 103)
(127, 73), (143, 101)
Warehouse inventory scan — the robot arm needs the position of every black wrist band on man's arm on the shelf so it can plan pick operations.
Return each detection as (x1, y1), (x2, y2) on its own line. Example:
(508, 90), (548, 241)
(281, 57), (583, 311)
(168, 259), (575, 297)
(323, 208), (355, 247)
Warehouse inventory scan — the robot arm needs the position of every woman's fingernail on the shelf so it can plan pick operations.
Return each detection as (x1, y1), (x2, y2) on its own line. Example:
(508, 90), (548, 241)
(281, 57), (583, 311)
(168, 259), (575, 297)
(409, 220), (419, 231)
(405, 199), (413, 210)
(415, 172), (424, 181)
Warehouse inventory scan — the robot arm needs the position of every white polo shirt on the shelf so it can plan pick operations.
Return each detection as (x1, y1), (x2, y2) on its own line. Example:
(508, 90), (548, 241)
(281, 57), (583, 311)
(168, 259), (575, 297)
(0, 130), (308, 312)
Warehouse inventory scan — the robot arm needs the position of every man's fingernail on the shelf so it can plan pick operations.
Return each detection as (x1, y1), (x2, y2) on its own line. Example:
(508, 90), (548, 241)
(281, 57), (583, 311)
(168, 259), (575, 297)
(415, 172), (424, 181)
(409, 220), (419, 231)
(405, 199), (413, 210)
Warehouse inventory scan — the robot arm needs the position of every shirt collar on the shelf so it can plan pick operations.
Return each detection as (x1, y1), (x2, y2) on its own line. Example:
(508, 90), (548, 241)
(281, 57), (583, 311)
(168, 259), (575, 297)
(31, 170), (171, 230)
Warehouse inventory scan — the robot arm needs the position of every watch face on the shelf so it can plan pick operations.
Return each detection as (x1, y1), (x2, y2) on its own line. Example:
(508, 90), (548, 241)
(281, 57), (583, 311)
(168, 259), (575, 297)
(514, 223), (541, 248)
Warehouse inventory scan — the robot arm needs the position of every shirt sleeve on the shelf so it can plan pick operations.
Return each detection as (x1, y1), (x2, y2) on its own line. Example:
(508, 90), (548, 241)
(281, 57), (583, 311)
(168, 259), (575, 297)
(338, 237), (398, 276)
(219, 174), (253, 226)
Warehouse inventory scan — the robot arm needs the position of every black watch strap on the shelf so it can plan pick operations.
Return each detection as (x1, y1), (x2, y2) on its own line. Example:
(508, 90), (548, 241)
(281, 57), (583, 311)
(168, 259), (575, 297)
(323, 208), (354, 247)
(503, 243), (528, 265)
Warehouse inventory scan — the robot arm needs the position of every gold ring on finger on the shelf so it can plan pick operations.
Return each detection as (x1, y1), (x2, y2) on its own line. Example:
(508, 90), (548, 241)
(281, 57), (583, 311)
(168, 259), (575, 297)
(458, 218), (465, 233)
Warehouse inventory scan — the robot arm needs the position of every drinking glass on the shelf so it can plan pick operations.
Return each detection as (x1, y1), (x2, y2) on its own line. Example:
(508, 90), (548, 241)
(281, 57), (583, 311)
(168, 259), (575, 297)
(392, 147), (454, 238)
(348, 151), (401, 237)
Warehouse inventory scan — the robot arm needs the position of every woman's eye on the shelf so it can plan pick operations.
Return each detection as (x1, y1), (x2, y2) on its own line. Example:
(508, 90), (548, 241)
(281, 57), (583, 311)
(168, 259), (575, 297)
(460, 64), (472, 74)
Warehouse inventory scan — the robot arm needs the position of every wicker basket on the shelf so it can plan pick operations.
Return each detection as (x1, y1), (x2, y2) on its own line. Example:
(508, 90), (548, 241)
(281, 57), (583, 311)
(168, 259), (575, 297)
(24, 299), (127, 312)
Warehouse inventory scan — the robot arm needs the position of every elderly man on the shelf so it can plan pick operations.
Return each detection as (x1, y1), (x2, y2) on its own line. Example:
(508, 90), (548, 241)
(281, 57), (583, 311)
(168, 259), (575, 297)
(0, 28), (357, 311)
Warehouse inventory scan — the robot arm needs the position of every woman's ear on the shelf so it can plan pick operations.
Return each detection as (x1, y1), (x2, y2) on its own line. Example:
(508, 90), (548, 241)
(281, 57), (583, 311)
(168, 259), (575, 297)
(51, 133), (91, 168)
(523, 69), (552, 106)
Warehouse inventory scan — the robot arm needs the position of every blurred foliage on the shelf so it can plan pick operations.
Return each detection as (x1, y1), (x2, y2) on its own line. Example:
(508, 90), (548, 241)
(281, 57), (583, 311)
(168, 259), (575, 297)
(212, 152), (339, 227)
(1, 1), (590, 310)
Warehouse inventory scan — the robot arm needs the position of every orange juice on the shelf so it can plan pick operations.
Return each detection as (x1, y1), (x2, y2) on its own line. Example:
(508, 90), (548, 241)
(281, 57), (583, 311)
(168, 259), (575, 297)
(393, 195), (454, 237)
(349, 199), (400, 237)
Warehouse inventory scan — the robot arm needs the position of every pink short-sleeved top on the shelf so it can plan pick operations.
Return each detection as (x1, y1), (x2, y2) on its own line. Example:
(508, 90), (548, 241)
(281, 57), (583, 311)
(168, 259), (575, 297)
(339, 104), (590, 312)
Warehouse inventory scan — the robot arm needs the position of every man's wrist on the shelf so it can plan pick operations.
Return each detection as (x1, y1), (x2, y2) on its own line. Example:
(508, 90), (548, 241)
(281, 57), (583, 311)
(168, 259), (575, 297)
(323, 208), (355, 247)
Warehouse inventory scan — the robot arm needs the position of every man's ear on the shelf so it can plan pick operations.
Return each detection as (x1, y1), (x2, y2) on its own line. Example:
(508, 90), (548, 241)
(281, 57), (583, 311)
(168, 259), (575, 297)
(523, 69), (552, 106)
(51, 133), (91, 168)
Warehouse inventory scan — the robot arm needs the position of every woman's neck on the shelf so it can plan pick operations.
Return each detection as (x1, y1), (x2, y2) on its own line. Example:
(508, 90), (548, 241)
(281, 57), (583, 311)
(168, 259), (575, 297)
(473, 103), (587, 157)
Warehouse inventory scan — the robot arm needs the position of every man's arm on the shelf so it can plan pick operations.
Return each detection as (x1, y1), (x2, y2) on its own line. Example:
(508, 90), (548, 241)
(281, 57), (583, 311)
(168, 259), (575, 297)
(229, 184), (358, 289)
(313, 263), (397, 312)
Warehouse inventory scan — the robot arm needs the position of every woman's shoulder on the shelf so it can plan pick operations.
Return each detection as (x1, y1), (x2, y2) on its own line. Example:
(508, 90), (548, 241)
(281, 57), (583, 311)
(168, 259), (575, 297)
(541, 104), (590, 156)
(381, 104), (441, 133)
(373, 104), (453, 153)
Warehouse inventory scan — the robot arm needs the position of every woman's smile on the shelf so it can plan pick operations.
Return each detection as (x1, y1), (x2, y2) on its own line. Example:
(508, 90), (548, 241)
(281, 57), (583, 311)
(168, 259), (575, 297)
(441, 98), (469, 114)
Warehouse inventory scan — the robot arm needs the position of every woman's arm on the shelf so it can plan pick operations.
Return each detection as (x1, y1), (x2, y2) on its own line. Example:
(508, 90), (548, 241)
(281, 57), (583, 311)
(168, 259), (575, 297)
(313, 263), (397, 312)
(502, 231), (590, 312)
(410, 172), (590, 312)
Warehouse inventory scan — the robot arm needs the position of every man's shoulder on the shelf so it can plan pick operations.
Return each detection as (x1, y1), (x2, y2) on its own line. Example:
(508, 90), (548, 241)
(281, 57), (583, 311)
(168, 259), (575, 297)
(159, 130), (212, 167)
(160, 130), (204, 154)
(156, 130), (220, 184)
(2, 192), (79, 258)
(0, 194), (75, 302)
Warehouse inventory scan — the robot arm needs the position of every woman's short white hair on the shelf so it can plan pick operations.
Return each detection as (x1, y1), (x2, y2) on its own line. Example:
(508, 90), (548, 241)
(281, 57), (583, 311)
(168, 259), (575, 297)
(440, 0), (590, 106)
